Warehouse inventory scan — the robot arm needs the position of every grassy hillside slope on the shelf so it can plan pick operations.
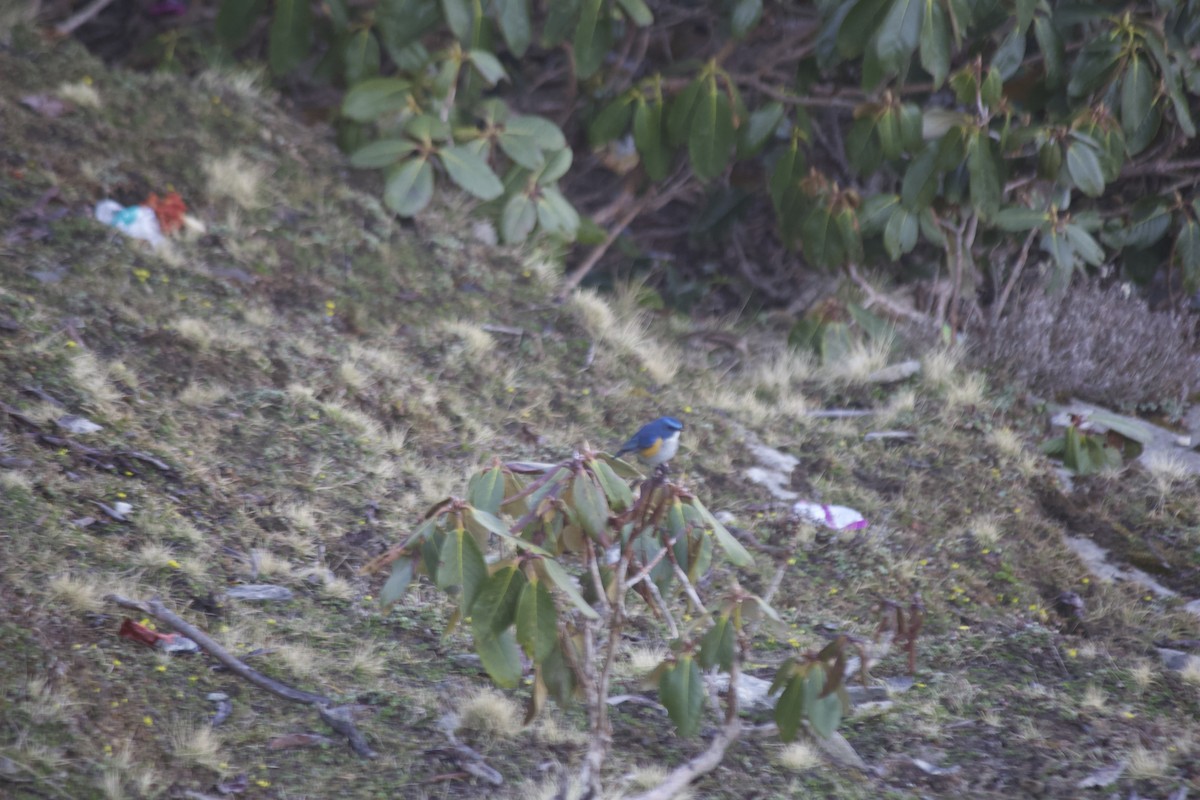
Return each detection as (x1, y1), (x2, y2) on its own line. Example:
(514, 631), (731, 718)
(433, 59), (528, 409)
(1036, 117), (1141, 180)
(2, 30), (1199, 800)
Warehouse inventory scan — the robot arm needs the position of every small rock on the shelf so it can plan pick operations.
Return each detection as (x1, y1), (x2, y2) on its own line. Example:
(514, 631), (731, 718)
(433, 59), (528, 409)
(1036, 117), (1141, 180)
(56, 414), (103, 434)
(224, 584), (294, 602)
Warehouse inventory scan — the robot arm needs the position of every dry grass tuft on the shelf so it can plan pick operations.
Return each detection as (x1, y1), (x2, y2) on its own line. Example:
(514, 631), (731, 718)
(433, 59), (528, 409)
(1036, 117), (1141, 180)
(177, 381), (229, 407)
(168, 719), (227, 772)
(205, 151), (268, 209)
(775, 742), (821, 772)
(442, 319), (496, 361)
(626, 765), (694, 800)
(922, 345), (965, 388)
(971, 515), (1002, 548)
(458, 688), (522, 739)
(57, 80), (101, 108)
(1080, 684), (1107, 711)
(571, 289), (678, 384)
(987, 427), (1025, 459)
(1142, 450), (1193, 499)
(47, 573), (105, 612)
(70, 350), (123, 414)
(1126, 744), (1170, 778)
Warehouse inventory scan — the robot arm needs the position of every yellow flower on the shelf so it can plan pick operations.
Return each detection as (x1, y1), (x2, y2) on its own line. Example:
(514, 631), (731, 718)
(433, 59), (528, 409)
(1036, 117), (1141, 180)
(167, 560), (181, 569)
(143, 716), (153, 726)
(66, 340), (77, 348)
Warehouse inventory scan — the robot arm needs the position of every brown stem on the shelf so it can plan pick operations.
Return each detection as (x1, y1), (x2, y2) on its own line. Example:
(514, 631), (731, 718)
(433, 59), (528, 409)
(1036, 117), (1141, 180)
(107, 595), (376, 758)
(625, 653), (744, 800)
(992, 227), (1039, 325)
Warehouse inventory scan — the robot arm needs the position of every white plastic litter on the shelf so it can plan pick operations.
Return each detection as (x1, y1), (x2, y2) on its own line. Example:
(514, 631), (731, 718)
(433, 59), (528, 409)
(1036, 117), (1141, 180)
(792, 501), (868, 531)
(95, 200), (165, 248)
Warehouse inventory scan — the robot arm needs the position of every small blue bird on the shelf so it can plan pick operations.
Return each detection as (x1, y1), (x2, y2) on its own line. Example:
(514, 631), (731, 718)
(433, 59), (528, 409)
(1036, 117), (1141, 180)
(615, 416), (684, 469)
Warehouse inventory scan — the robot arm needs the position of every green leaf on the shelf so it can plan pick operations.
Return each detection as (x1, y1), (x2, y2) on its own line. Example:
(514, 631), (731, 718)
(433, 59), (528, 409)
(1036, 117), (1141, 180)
(437, 528), (487, 614)
(731, 0), (763, 38)
(858, 193), (899, 235)
(441, 0), (473, 42)
(846, 115), (882, 176)
(589, 458), (634, 512)
(1033, 15), (1064, 85)
(472, 564), (527, 633)
(342, 78), (411, 121)
(990, 27), (1025, 81)
(377, 0), (442, 58)
(1066, 141), (1105, 197)
(883, 206), (918, 259)
(343, 29), (381, 84)
(498, 131), (545, 170)
(1118, 201), (1172, 250)
(768, 142), (803, 213)
(1063, 223), (1104, 266)
(633, 98), (671, 181)
(1121, 55), (1158, 155)
(801, 203), (843, 268)
(659, 656), (704, 737)
(537, 147), (573, 185)
(573, 0), (611, 80)
(875, 0), (923, 78)
(501, 193), (537, 243)
(1037, 140), (1063, 180)
(494, 0), (532, 55)
(542, 0), (581, 46)
(507, 114), (568, 150)
(836, 0), (889, 59)
(516, 578), (558, 663)
(835, 207), (864, 264)
(689, 497), (753, 567)
(589, 95), (635, 147)
(775, 672), (807, 742)
(1068, 34), (1121, 98)
(616, 0), (653, 26)
(406, 113), (451, 143)
(919, 0), (950, 88)
(467, 49), (507, 85)
(689, 80), (735, 181)
(468, 466), (507, 516)
(350, 138), (418, 168)
(899, 103), (923, 152)
(268, 0), (313, 76)
(667, 77), (704, 147)
(535, 187), (580, 237)
(901, 143), (940, 209)
(383, 157), (435, 217)
(697, 614), (735, 671)
(1177, 220), (1200, 291)
(876, 108), (902, 160)
(438, 145), (504, 200)
(475, 628), (522, 687)
(467, 508), (553, 556)
(570, 472), (609, 542)
(993, 206), (1046, 232)
(540, 641), (577, 705)
(808, 682), (843, 737)
(380, 556), (415, 606)
(737, 101), (784, 158)
(216, 0), (266, 48)
(538, 557), (599, 619)
(967, 131), (1001, 219)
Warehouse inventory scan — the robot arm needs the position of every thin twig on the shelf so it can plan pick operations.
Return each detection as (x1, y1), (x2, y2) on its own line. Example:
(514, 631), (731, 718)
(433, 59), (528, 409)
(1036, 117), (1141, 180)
(845, 264), (932, 327)
(107, 595), (377, 758)
(992, 227), (1039, 324)
(55, 0), (119, 35)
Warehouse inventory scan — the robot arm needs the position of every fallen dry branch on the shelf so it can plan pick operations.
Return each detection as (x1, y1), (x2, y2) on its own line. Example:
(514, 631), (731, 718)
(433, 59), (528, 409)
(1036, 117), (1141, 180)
(1, 401), (178, 479)
(107, 595), (377, 758)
